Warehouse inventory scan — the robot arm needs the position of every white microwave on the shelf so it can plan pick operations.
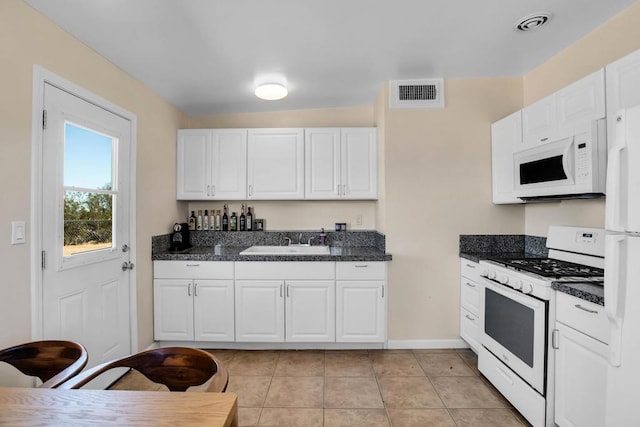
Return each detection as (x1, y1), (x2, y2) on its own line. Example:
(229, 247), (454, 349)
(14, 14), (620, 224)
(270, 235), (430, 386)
(514, 119), (607, 200)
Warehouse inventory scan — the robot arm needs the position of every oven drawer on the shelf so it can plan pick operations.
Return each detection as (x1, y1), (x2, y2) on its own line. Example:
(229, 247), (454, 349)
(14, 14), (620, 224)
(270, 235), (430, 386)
(460, 307), (481, 352)
(479, 346), (545, 427)
(556, 292), (609, 344)
(460, 259), (481, 282)
(460, 277), (481, 314)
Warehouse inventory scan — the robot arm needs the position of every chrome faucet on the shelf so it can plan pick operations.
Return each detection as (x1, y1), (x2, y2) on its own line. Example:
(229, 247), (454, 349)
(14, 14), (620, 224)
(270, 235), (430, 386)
(284, 237), (291, 246)
(298, 233), (303, 244)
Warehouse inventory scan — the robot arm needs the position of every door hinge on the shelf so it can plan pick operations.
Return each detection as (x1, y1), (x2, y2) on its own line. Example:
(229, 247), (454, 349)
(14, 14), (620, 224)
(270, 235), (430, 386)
(41, 250), (46, 269)
(42, 110), (47, 130)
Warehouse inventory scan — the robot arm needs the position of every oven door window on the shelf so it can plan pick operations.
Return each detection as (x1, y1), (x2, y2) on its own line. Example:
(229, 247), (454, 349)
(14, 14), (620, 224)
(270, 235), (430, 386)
(485, 287), (535, 367)
(519, 155), (567, 185)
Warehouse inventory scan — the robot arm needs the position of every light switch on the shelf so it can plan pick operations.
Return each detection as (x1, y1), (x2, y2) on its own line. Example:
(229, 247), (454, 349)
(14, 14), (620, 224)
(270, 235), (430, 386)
(12, 221), (26, 245)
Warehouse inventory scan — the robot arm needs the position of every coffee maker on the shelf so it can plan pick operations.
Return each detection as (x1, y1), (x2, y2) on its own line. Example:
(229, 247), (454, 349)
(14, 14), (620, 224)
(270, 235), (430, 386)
(170, 223), (191, 252)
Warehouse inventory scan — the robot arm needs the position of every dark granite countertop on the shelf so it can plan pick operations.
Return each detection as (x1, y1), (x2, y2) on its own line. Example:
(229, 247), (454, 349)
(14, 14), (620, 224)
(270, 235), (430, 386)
(152, 245), (392, 262)
(552, 281), (605, 306)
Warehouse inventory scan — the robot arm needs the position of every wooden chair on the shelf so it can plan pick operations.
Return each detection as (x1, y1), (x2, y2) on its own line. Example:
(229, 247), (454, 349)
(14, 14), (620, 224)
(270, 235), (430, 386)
(58, 347), (229, 392)
(0, 340), (88, 388)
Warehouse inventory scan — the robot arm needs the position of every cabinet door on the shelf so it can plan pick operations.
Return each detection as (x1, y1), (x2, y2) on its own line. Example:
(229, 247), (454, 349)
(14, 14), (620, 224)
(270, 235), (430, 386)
(606, 49), (640, 151)
(247, 129), (304, 199)
(336, 281), (385, 342)
(460, 307), (481, 353)
(209, 130), (247, 200)
(491, 111), (524, 204)
(304, 128), (341, 199)
(193, 279), (235, 341)
(153, 279), (194, 341)
(285, 280), (335, 342)
(556, 69), (605, 132)
(522, 95), (557, 145)
(235, 280), (284, 342)
(341, 128), (377, 199)
(177, 130), (210, 200)
(554, 322), (608, 427)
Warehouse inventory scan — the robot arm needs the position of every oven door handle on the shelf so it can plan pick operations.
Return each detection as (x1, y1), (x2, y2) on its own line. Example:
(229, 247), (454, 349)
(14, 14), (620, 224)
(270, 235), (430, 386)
(482, 278), (543, 310)
(561, 136), (575, 183)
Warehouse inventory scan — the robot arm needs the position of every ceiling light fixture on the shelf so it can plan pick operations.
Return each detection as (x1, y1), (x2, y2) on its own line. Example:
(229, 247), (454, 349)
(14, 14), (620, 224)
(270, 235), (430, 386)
(514, 13), (551, 32)
(255, 83), (288, 100)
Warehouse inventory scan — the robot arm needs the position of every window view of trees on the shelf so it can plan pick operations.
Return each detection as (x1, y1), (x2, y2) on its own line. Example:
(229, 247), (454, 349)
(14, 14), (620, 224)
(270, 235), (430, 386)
(64, 184), (113, 255)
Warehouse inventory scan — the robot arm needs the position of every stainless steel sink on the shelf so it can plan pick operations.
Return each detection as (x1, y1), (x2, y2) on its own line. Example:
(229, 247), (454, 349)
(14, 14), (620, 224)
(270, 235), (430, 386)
(239, 245), (330, 255)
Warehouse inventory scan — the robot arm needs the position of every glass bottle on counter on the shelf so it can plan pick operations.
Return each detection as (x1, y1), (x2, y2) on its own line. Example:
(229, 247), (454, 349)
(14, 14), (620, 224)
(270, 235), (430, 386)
(203, 209), (209, 231)
(197, 210), (203, 230)
(230, 212), (238, 231)
(222, 204), (229, 231)
(246, 207), (253, 231)
(214, 210), (221, 231)
(239, 204), (246, 231)
(188, 211), (196, 231)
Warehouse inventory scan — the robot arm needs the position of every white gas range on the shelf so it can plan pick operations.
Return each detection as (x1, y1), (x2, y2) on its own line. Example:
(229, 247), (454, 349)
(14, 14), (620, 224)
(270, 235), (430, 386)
(477, 226), (605, 427)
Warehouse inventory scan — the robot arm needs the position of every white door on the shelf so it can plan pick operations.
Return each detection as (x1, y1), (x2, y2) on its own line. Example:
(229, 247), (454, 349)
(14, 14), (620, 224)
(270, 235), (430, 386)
(304, 128), (341, 199)
(491, 111), (524, 204)
(235, 280), (284, 342)
(285, 280), (335, 342)
(522, 95), (557, 145)
(193, 279), (235, 341)
(176, 129), (210, 200)
(341, 128), (377, 199)
(42, 83), (133, 375)
(153, 279), (193, 341)
(336, 281), (385, 342)
(210, 130), (247, 200)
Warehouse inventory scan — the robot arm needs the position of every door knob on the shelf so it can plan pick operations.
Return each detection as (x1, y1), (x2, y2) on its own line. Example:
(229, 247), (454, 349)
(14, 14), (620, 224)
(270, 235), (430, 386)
(122, 261), (135, 271)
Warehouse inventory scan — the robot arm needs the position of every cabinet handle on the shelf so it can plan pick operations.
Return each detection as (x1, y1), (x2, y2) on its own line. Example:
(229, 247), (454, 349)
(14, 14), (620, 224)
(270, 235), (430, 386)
(187, 283), (192, 297)
(465, 314), (475, 321)
(381, 287), (385, 298)
(355, 265), (368, 268)
(186, 264), (200, 267)
(541, 137), (549, 142)
(286, 285), (290, 297)
(337, 185), (341, 196)
(194, 283), (198, 297)
(249, 185), (253, 196)
(280, 284), (283, 298)
(343, 184), (347, 195)
(552, 329), (559, 349)
(466, 263), (476, 269)
(211, 185), (216, 196)
(575, 304), (599, 314)
(207, 185), (210, 196)
(465, 282), (476, 288)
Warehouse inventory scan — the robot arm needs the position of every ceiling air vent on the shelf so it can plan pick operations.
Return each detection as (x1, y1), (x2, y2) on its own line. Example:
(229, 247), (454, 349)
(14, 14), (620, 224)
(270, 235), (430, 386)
(389, 79), (445, 109)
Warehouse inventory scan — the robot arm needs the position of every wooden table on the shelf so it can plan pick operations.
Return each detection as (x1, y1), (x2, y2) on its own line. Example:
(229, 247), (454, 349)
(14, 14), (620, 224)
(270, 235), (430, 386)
(0, 387), (238, 426)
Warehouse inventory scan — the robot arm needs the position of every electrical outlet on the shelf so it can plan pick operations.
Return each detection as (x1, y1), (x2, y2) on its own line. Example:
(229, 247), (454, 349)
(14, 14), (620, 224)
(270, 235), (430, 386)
(356, 214), (362, 226)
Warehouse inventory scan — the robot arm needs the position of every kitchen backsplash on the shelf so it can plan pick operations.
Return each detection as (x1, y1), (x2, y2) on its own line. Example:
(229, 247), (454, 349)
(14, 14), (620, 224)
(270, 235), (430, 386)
(459, 234), (548, 257)
(152, 230), (386, 254)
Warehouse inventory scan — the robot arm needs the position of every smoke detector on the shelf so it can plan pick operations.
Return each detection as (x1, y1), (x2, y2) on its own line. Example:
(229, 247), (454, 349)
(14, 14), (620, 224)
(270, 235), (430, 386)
(514, 13), (551, 32)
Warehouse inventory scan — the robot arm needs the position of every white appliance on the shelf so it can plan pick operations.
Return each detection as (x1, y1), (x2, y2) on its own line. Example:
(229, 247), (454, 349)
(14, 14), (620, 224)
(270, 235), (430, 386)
(513, 119), (607, 200)
(479, 226), (605, 427)
(604, 106), (640, 426)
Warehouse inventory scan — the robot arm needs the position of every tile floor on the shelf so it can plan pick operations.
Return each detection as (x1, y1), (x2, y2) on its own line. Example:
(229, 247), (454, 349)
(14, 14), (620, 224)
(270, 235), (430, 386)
(110, 348), (532, 427)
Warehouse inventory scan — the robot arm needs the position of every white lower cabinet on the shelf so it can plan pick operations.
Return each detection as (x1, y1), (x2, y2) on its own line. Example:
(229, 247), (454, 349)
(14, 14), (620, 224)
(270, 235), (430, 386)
(554, 292), (609, 427)
(153, 261), (235, 342)
(234, 262), (336, 343)
(459, 259), (483, 352)
(335, 262), (387, 343)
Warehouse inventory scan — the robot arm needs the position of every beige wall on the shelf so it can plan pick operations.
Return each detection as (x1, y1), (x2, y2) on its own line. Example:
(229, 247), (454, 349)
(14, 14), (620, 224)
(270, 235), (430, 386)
(187, 107), (378, 230)
(382, 78), (525, 340)
(0, 0), (186, 385)
(522, 1), (640, 235)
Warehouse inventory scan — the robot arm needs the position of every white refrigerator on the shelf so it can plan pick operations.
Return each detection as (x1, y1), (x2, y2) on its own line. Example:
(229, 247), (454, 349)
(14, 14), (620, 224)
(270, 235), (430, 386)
(604, 106), (640, 426)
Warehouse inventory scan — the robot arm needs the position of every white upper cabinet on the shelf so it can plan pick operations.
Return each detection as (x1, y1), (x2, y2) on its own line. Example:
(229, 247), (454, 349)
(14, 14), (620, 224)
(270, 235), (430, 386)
(522, 69), (605, 145)
(177, 129), (247, 200)
(606, 48), (640, 147)
(305, 127), (377, 199)
(491, 111), (524, 204)
(247, 128), (304, 199)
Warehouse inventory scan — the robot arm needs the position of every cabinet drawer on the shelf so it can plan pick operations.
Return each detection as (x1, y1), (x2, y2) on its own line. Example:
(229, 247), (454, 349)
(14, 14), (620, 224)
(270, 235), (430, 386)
(460, 307), (481, 352)
(460, 278), (481, 315)
(460, 259), (481, 282)
(556, 292), (609, 344)
(336, 262), (386, 280)
(154, 261), (234, 279)
(235, 262), (335, 280)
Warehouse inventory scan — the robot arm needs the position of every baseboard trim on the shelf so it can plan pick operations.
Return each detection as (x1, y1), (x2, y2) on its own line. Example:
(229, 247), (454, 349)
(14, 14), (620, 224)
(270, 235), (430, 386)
(387, 339), (469, 350)
(152, 341), (386, 351)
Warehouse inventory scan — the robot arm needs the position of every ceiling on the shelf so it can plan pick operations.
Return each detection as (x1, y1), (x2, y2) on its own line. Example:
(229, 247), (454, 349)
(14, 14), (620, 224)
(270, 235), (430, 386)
(24, 0), (637, 115)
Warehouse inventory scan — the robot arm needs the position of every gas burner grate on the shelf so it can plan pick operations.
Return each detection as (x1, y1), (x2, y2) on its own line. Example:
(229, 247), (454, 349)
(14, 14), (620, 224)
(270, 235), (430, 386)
(489, 257), (604, 278)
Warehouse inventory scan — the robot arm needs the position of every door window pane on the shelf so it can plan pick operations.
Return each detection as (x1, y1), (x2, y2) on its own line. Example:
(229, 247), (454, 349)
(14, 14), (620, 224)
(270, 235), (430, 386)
(63, 123), (116, 256)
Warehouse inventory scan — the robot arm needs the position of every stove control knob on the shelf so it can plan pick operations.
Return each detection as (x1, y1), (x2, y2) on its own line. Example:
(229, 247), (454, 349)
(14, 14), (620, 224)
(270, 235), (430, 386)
(487, 270), (497, 280)
(513, 280), (523, 290)
(499, 275), (509, 285)
(522, 283), (534, 294)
